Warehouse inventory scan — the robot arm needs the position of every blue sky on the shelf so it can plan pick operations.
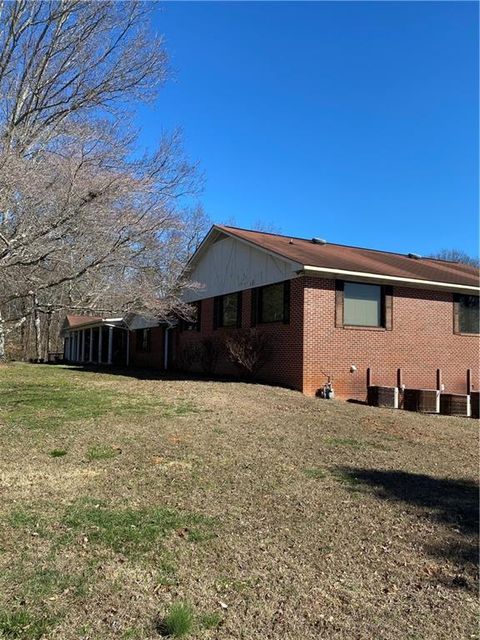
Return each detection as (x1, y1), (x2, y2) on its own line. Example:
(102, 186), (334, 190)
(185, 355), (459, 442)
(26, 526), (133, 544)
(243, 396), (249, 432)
(135, 1), (478, 257)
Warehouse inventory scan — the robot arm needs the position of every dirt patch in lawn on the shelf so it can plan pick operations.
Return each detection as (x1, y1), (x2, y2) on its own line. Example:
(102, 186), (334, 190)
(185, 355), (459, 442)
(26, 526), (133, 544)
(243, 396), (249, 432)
(0, 363), (477, 639)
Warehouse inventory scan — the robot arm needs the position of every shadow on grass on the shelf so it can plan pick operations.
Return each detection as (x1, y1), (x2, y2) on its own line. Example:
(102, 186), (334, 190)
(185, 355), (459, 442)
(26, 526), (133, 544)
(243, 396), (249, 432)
(340, 468), (478, 533)
(340, 468), (479, 588)
(50, 362), (296, 390)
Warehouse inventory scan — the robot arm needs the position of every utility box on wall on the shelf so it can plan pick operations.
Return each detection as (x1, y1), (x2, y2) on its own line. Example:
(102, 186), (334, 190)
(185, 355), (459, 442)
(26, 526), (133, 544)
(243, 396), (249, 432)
(439, 393), (471, 417)
(403, 388), (440, 413)
(470, 392), (479, 420)
(367, 386), (399, 409)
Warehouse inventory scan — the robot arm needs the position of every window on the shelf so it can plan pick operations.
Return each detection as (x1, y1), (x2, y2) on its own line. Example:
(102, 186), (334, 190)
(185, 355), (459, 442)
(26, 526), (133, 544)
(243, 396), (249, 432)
(136, 328), (151, 352)
(455, 294), (479, 334)
(343, 282), (382, 327)
(214, 292), (242, 328)
(180, 301), (201, 332)
(336, 281), (392, 329)
(253, 281), (290, 324)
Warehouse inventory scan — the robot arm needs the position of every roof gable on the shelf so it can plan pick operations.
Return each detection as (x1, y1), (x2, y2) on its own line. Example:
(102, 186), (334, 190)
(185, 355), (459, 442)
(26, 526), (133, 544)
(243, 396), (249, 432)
(64, 314), (102, 329)
(184, 227), (301, 301)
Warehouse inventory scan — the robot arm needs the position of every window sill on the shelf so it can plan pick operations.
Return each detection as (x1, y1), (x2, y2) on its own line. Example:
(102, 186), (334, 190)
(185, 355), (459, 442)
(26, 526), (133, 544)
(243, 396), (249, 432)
(214, 325), (240, 330)
(455, 332), (480, 337)
(342, 325), (387, 332)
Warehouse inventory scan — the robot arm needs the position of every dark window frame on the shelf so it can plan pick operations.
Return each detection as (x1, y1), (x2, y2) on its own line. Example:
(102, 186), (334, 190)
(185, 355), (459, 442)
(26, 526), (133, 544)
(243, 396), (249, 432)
(336, 280), (392, 330)
(179, 300), (202, 332)
(213, 291), (242, 329)
(454, 294), (479, 335)
(136, 328), (151, 352)
(252, 280), (290, 325)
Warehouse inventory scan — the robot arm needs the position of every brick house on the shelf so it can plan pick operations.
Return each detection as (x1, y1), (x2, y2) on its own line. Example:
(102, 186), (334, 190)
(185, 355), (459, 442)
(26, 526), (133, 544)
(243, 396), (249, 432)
(62, 225), (479, 401)
(174, 225), (479, 399)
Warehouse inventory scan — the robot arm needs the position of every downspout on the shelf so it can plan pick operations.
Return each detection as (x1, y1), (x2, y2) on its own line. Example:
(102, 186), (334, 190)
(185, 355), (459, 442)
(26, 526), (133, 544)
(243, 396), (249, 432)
(163, 326), (171, 371)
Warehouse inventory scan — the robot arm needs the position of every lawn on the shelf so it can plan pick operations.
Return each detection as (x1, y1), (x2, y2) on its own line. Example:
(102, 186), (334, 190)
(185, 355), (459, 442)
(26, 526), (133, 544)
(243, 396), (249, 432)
(0, 363), (477, 640)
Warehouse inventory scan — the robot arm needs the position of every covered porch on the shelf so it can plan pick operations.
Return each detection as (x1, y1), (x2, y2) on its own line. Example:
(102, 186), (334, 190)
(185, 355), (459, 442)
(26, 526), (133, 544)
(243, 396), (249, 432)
(62, 317), (129, 367)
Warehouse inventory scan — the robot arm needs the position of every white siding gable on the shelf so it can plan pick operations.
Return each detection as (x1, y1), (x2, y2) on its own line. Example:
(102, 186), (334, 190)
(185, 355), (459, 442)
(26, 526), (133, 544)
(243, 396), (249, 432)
(184, 234), (301, 302)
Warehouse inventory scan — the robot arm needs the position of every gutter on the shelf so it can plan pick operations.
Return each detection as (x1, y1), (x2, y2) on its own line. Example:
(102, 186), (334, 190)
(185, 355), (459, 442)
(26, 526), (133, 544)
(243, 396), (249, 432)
(301, 265), (480, 293)
(163, 325), (172, 371)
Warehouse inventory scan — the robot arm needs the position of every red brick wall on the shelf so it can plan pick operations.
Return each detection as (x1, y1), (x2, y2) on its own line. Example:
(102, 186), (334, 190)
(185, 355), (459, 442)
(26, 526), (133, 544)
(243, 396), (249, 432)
(174, 278), (304, 390)
(129, 327), (165, 369)
(303, 277), (479, 399)
(173, 277), (478, 400)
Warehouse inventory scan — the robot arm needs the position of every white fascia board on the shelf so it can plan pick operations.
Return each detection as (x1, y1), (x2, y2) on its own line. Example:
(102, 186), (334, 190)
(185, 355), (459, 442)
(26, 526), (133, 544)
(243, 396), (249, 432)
(302, 265), (480, 293)
(124, 314), (161, 330)
(66, 318), (125, 333)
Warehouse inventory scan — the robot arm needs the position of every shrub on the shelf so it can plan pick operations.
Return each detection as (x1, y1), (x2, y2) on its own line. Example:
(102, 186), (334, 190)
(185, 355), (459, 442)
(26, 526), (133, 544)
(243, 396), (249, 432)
(198, 337), (222, 375)
(224, 329), (273, 379)
(174, 343), (200, 371)
(199, 612), (222, 629)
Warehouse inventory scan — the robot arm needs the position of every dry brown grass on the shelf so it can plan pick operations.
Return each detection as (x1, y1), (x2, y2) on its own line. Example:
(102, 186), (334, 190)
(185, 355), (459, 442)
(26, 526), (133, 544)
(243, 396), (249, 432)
(0, 363), (477, 639)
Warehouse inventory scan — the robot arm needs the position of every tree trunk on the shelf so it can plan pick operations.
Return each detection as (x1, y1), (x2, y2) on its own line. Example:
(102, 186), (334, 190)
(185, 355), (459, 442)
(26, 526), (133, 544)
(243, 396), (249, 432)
(32, 295), (42, 361)
(0, 309), (5, 363)
(45, 311), (53, 361)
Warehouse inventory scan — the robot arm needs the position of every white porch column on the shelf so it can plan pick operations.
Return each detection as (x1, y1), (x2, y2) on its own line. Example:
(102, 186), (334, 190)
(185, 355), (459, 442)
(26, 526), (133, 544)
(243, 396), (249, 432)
(107, 326), (113, 365)
(98, 327), (103, 364)
(81, 330), (85, 363)
(89, 328), (93, 362)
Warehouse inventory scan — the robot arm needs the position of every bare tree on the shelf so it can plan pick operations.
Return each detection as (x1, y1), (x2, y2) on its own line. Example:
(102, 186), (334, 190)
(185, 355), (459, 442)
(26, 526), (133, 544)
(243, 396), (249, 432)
(0, 0), (167, 153)
(0, 1), (208, 361)
(429, 249), (479, 268)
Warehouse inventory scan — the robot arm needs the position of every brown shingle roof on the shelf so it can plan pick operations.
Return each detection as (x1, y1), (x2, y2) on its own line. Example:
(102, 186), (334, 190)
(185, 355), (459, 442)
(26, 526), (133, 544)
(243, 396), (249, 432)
(65, 314), (103, 329)
(216, 226), (479, 288)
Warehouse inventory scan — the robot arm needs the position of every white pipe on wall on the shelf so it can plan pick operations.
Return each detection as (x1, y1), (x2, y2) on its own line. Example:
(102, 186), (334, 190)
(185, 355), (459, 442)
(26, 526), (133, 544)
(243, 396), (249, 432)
(163, 327), (170, 370)
(107, 326), (113, 365)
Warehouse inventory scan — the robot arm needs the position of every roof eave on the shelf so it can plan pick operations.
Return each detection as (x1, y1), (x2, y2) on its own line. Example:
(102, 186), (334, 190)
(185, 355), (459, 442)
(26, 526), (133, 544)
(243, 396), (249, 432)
(302, 265), (480, 293)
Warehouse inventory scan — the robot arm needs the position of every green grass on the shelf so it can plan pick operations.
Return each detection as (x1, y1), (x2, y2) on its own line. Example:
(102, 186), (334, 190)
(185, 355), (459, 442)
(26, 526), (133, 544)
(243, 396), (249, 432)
(325, 437), (389, 452)
(5, 566), (89, 602)
(0, 364), (196, 430)
(332, 469), (362, 488)
(156, 557), (177, 587)
(199, 612), (222, 630)
(0, 610), (55, 640)
(61, 498), (213, 555)
(86, 445), (118, 461)
(325, 437), (364, 449)
(303, 467), (327, 479)
(6, 499), (214, 557)
(159, 603), (194, 637)
(49, 449), (67, 458)
(121, 629), (143, 639)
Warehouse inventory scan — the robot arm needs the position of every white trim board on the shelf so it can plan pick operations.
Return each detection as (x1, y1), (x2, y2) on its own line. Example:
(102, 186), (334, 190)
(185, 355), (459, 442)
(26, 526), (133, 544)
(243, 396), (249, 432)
(302, 266), (480, 293)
